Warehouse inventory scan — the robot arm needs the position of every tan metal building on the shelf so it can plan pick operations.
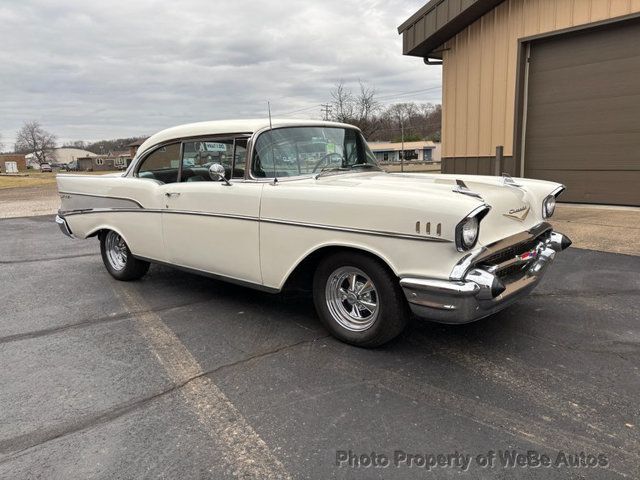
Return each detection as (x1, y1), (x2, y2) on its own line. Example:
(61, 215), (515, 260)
(368, 141), (439, 163)
(399, 0), (640, 205)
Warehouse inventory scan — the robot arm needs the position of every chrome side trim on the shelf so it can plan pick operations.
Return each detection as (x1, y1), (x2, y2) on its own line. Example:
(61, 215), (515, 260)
(59, 191), (144, 208)
(57, 208), (452, 243)
(260, 217), (452, 243)
(61, 207), (259, 222)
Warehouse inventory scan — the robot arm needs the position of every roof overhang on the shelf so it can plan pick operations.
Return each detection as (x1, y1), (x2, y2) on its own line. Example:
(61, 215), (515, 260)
(398, 0), (506, 58)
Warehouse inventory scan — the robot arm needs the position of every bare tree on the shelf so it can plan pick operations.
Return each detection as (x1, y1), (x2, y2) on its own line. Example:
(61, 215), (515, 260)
(330, 80), (355, 123)
(327, 82), (442, 143)
(386, 103), (419, 172)
(14, 121), (57, 164)
(329, 80), (381, 138)
(0, 132), (4, 153)
(62, 140), (89, 150)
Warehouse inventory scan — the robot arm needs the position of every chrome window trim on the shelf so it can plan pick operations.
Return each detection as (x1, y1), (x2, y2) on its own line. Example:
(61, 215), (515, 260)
(130, 140), (182, 182)
(128, 132), (253, 179)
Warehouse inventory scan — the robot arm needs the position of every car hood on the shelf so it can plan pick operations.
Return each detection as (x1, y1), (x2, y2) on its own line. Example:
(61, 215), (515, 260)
(314, 171), (551, 246)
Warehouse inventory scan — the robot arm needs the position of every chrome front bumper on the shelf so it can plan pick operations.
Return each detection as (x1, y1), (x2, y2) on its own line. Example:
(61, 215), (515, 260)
(400, 228), (571, 324)
(55, 214), (74, 238)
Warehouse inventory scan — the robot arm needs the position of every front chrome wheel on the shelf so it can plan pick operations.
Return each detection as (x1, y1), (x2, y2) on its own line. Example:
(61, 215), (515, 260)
(104, 231), (128, 271)
(325, 266), (379, 332)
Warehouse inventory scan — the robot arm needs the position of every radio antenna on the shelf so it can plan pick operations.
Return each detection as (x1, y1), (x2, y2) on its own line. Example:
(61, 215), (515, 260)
(267, 101), (278, 184)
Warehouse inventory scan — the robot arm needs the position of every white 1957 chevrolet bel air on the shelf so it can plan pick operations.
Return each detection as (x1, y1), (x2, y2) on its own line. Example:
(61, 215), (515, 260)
(56, 119), (571, 347)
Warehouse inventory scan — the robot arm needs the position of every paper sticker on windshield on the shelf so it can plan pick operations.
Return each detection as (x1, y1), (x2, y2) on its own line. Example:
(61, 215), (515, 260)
(326, 143), (336, 154)
(202, 142), (227, 152)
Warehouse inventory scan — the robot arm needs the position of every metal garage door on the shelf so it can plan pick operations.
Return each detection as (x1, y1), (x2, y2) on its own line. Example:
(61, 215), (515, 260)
(523, 19), (640, 206)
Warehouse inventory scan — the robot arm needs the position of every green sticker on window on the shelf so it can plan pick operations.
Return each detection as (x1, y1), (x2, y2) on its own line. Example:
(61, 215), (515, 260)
(326, 143), (336, 154)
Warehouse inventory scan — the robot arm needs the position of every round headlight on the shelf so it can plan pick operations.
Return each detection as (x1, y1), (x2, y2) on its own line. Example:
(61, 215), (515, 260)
(461, 217), (479, 249)
(543, 195), (556, 218)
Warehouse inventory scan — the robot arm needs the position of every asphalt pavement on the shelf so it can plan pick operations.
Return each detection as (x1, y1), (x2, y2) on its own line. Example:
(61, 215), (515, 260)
(0, 215), (638, 479)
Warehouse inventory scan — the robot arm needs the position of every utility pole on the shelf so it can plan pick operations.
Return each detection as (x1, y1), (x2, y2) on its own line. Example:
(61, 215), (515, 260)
(400, 117), (405, 173)
(320, 104), (332, 121)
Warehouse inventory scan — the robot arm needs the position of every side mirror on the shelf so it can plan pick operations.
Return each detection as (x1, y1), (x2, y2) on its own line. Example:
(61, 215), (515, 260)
(208, 163), (231, 186)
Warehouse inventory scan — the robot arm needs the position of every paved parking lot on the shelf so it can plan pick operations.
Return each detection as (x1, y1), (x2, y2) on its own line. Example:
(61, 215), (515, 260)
(0, 215), (638, 479)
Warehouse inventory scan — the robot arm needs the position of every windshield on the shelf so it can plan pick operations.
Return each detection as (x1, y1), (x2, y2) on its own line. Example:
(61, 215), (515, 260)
(251, 126), (379, 178)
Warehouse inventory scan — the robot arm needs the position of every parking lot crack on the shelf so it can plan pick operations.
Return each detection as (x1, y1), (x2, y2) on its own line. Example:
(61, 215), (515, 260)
(0, 299), (218, 345)
(0, 337), (325, 467)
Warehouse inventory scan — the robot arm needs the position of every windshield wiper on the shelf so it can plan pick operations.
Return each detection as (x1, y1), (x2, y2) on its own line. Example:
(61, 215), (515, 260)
(350, 164), (379, 170)
(314, 166), (349, 179)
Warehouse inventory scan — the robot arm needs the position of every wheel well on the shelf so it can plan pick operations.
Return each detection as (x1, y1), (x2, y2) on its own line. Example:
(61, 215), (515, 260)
(281, 246), (397, 293)
(87, 228), (106, 240)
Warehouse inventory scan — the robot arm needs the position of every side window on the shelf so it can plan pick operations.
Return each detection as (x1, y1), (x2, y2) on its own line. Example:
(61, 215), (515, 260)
(180, 138), (246, 182)
(137, 143), (181, 184)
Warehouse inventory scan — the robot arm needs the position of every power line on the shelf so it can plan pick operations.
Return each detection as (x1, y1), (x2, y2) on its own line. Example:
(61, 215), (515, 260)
(376, 86), (442, 101)
(267, 85), (442, 119)
(272, 104), (322, 117)
(376, 86), (441, 100)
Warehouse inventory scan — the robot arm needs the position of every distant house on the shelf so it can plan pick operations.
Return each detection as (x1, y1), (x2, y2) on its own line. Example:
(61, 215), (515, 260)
(0, 154), (27, 173)
(77, 151), (132, 171)
(26, 148), (97, 169)
(127, 139), (148, 159)
(368, 141), (439, 163)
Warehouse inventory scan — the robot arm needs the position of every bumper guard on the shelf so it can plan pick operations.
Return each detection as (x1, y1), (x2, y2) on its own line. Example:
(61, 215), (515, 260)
(400, 230), (571, 324)
(55, 214), (74, 238)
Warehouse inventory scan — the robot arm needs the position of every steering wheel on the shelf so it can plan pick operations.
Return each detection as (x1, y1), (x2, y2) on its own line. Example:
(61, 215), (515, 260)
(312, 152), (345, 173)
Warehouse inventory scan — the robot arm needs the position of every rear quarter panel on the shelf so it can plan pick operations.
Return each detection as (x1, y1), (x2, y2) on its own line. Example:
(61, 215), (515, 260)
(56, 174), (167, 261)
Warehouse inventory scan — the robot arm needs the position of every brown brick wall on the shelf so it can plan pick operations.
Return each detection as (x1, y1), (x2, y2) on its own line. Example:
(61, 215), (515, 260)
(0, 154), (27, 172)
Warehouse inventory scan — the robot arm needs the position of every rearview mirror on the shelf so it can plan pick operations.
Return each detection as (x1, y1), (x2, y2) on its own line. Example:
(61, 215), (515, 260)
(208, 163), (231, 186)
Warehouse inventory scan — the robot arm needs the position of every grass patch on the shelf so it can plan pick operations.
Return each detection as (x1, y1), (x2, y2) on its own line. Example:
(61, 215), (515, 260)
(0, 171), (121, 190)
(0, 174), (56, 189)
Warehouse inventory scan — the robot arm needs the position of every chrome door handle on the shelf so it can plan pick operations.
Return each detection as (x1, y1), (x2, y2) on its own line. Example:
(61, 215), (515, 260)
(165, 192), (181, 197)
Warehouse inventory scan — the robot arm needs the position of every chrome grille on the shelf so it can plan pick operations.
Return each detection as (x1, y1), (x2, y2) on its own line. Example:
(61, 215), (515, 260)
(479, 237), (540, 267)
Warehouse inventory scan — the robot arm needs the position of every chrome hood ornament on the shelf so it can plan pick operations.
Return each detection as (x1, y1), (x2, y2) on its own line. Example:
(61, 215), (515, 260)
(452, 179), (483, 200)
(502, 173), (523, 188)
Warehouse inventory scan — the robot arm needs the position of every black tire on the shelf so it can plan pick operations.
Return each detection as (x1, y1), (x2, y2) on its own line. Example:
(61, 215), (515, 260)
(100, 230), (150, 281)
(313, 251), (409, 347)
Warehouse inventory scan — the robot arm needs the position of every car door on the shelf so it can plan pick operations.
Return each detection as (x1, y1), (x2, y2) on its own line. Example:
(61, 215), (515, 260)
(161, 137), (264, 284)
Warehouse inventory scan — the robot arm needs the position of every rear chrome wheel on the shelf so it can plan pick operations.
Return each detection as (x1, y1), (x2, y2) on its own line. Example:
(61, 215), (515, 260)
(100, 230), (150, 281)
(105, 231), (128, 271)
(325, 267), (379, 332)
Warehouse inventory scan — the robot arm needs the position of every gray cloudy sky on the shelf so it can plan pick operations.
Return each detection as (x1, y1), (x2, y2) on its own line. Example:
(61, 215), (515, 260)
(0, 0), (441, 145)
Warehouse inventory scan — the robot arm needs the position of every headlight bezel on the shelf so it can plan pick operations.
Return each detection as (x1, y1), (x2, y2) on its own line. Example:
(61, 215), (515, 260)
(455, 205), (491, 252)
(542, 195), (556, 218)
(542, 185), (565, 219)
